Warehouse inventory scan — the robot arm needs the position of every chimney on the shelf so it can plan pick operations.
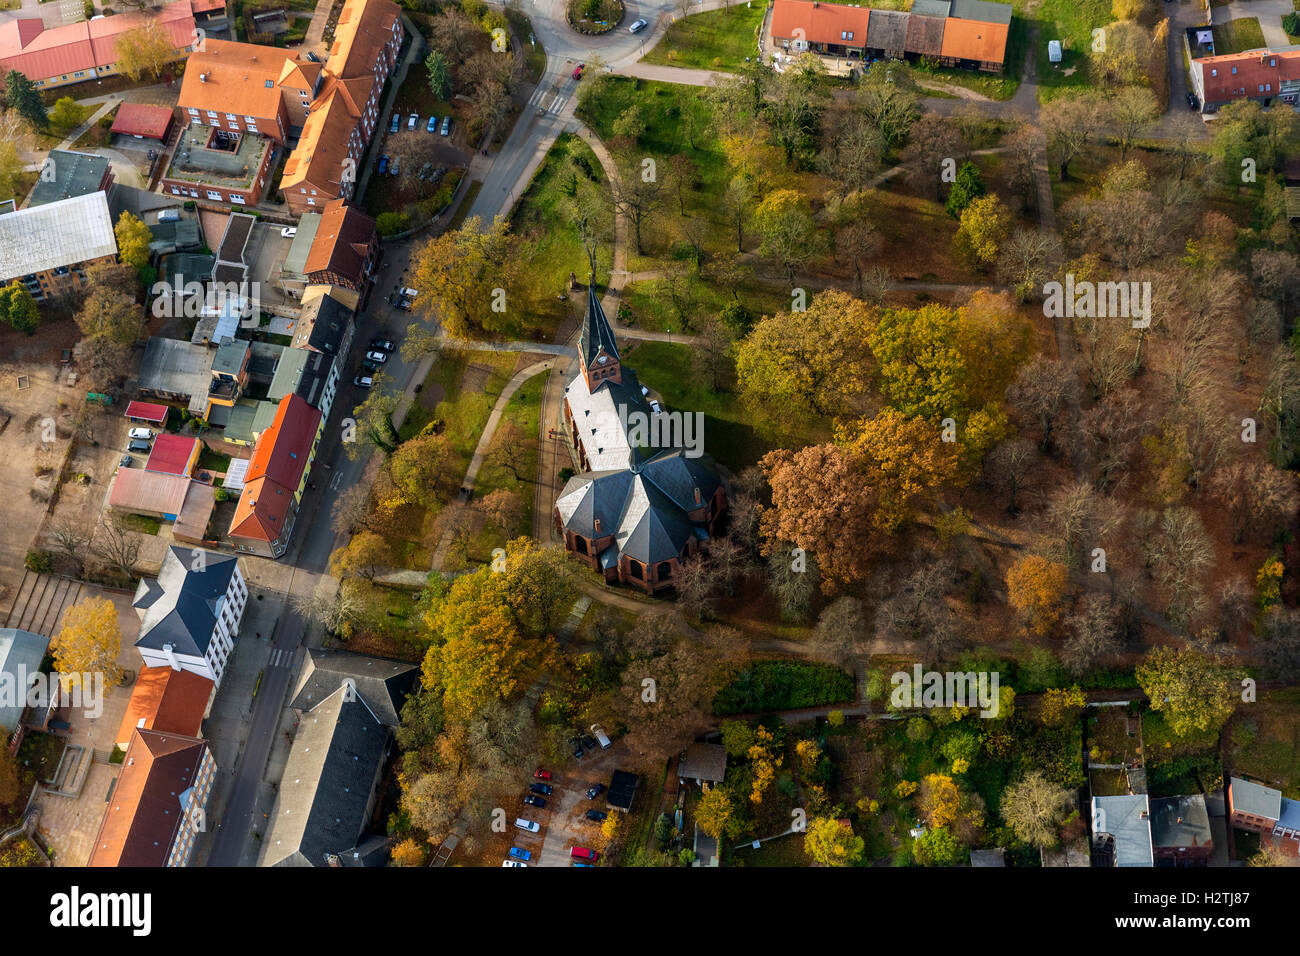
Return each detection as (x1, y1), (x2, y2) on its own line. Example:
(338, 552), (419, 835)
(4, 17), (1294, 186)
(693, 486), (702, 505)
(593, 518), (601, 534)
(163, 643), (181, 671)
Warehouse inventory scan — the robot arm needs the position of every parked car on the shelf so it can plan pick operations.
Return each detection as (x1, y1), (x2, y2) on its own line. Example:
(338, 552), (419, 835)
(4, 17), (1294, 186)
(514, 818), (540, 833)
(408, 112), (418, 130)
(649, 400), (664, 415)
(590, 723), (611, 749)
(509, 847), (531, 861)
(581, 734), (598, 752)
(571, 862), (593, 867)
(440, 115), (451, 136)
(585, 783), (605, 800)
(389, 157), (400, 176)
(502, 859), (526, 867)
(128, 427), (154, 440)
(127, 439), (151, 453)
(427, 115), (438, 132)
(523, 794), (546, 808)
(361, 361), (381, 374)
(534, 769), (552, 781)
(389, 114), (400, 133)
(119, 455), (133, 467)
(365, 350), (388, 364)
(585, 810), (607, 823)
(156, 208), (180, 223)
(401, 287), (419, 300)
(570, 736), (584, 759)
(572, 63), (584, 79)
(629, 17), (647, 32)
(354, 375), (374, 388)
(280, 226), (297, 238)
(529, 783), (553, 796)
(570, 846), (600, 861)
(369, 338), (395, 352)
(377, 155), (389, 174)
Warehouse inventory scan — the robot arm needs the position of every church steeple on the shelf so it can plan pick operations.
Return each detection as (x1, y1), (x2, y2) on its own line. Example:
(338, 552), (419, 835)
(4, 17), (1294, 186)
(578, 279), (621, 391)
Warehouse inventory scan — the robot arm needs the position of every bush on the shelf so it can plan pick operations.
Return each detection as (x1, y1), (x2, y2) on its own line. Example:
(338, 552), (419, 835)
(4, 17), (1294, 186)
(1286, 11), (1300, 35)
(184, 200), (197, 210)
(376, 211), (410, 236)
(25, 549), (52, 573)
(713, 661), (855, 715)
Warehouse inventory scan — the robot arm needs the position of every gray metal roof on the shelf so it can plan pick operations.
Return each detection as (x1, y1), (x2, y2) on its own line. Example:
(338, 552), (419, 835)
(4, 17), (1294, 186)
(27, 150), (112, 208)
(133, 546), (240, 657)
(260, 685), (390, 867)
(555, 469), (636, 538)
(866, 8), (908, 51)
(678, 742), (726, 783)
(1092, 795), (1153, 867)
(289, 649), (416, 729)
(949, 0), (1012, 24)
(292, 292), (352, 354)
(137, 338), (214, 413)
(640, 450), (722, 513)
(1150, 795), (1213, 849)
(1230, 777), (1282, 820)
(268, 347), (310, 401)
(0, 192), (116, 282)
(0, 629), (50, 732)
(578, 283), (620, 368)
(911, 0), (951, 16)
(282, 213), (323, 277)
(615, 474), (697, 565)
(212, 338), (250, 376)
(970, 848), (1005, 866)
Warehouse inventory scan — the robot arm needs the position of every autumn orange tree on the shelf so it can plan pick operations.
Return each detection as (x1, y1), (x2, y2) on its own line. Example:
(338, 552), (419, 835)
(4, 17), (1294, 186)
(918, 773), (962, 828)
(837, 407), (959, 532)
(695, 787), (734, 840)
(759, 444), (878, 592)
(51, 596), (122, 687)
(328, 532), (394, 581)
(409, 215), (518, 340)
(1006, 554), (1070, 636)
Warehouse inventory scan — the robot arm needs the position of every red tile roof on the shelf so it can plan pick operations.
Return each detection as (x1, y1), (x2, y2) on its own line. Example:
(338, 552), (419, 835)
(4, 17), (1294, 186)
(125, 401), (170, 424)
(939, 16), (1008, 64)
(227, 395), (320, 543)
(109, 468), (191, 517)
(146, 433), (200, 477)
(87, 729), (208, 867)
(111, 103), (175, 140)
(116, 666), (214, 749)
(769, 0), (871, 46)
(1195, 49), (1300, 105)
(303, 200), (375, 282)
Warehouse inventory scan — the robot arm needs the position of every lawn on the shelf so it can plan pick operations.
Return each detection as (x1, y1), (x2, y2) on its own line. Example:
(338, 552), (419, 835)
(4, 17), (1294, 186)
(622, 340), (827, 469)
(120, 514), (162, 536)
(1029, 0), (1113, 102)
(504, 8), (547, 84)
(1213, 17), (1267, 55)
(620, 276), (787, 334)
(464, 372), (545, 561)
(1141, 708), (1223, 798)
(197, 446), (231, 474)
(510, 133), (614, 336)
(1224, 686), (1300, 796)
(912, 17), (1027, 101)
(730, 832), (810, 866)
(641, 4), (766, 72)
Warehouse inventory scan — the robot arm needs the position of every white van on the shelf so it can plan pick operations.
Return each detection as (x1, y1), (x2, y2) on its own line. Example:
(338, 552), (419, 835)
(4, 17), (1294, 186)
(590, 723), (611, 750)
(514, 818), (540, 833)
(156, 208), (181, 223)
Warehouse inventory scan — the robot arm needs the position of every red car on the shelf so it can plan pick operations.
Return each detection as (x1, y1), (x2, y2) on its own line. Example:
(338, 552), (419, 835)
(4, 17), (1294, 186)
(573, 63), (585, 79)
(570, 846), (600, 862)
(534, 768), (552, 781)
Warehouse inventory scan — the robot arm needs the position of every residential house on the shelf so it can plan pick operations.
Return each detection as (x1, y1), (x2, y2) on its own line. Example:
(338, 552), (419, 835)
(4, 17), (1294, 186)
(26, 149), (114, 209)
(1091, 794), (1154, 867)
(677, 742), (727, 788)
(0, 192), (117, 302)
(259, 651), (416, 867)
(87, 730), (216, 867)
(768, 0), (871, 59)
(111, 103), (177, 142)
(227, 394), (323, 557)
(132, 546), (247, 685)
(938, 0), (1011, 72)
(555, 285), (727, 593)
(1188, 48), (1300, 113)
(136, 338), (219, 418)
(1228, 776), (1300, 854)
(1150, 794), (1214, 866)
(0, 0), (197, 90)
(300, 200), (378, 293)
(145, 434), (202, 478)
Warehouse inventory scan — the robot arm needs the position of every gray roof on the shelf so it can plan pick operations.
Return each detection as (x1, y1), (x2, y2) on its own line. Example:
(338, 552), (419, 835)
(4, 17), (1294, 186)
(949, 0), (1012, 24)
(292, 292), (352, 354)
(616, 473), (698, 565)
(148, 220), (202, 256)
(970, 848), (1005, 867)
(221, 399), (278, 445)
(678, 742), (726, 783)
(137, 338), (214, 415)
(562, 365), (654, 472)
(133, 546), (240, 657)
(268, 347), (310, 401)
(215, 213), (255, 265)
(248, 341), (286, 383)
(911, 0), (951, 16)
(1150, 795), (1213, 849)
(212, 338), (250, 376)
(866, 8), (908, 52)
(161, 253), (216, 289)
(27, 150), (112, 208)
(0, 629), (50, 733)
(260, 686), (390, 867)
(1230, 776), (1282, 821)
(1092, 795), (1153, 867)
(282, 213), (323, 277)
(289, 649), (417, 729)
(578, 284), (620, 369)
(293, 350), (336, 411)
(0, 192), (117, 282)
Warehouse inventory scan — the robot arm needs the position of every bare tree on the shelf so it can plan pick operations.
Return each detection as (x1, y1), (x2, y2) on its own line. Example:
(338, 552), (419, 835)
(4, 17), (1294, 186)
(1062, 593), (1122, 676)
(814, 596), (866, 666)
(48, 519), (89, 572)
(91, 514), (140, 579)
(1006, 355), (1080, 453)
(331, 481), (373, 537)
(1208, 458), (1300, 544)
(1078, 387), (1149, 491)
(1045, 481), (1126, 569)
(985, 438), (1039, 514)
(1152, 506), (1214, 628)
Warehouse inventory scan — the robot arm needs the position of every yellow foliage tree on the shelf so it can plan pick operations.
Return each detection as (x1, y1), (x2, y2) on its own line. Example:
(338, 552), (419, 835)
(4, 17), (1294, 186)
(115, 22), (179, 81)
(51, 597), (122, 687)
(114, 211), (152, 270)
(1006, 554), (1070, 635)
(804, 816), (865, 867)
(695, 787), (733, 839)
(747, 726), (783, 805)
(1039, 686), (1088, 727)
(838, 407), (960, 532)
(954, 194), (1011, 270)
(918, 773), (961, 828)
(389, 838), (426, 867)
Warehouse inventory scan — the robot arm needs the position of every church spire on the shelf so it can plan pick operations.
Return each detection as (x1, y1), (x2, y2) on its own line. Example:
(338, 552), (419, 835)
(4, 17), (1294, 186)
(578, 277), (622, 390)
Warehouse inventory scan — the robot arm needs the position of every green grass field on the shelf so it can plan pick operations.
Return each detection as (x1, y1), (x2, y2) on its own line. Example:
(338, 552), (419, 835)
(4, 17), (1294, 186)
(641, 4), (766, 72)
(1031, 0), (1112, 102)
(1213, 17), (1267, 55)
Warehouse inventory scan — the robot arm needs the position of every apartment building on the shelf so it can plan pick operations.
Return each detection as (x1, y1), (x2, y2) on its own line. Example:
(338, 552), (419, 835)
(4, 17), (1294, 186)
(0, 192), (117, 302)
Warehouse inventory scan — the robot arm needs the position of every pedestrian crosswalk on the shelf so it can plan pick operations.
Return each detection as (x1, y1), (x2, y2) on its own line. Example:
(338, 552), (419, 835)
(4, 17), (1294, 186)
(527, 82), (571, 117)
(269, 648), (294, 668)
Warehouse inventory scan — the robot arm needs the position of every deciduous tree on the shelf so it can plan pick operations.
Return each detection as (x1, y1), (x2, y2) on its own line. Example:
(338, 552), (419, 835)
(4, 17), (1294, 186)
(1135, 646), (1241, 738)
(1006, 554), (1069, 636)
(51, 596), (123, 686)
(1001, 770), (1071, 848)
(804, 817), (865, 866)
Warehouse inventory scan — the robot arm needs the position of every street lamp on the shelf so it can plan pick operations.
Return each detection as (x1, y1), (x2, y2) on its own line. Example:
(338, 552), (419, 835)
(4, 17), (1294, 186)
(666, 327), (671, 345)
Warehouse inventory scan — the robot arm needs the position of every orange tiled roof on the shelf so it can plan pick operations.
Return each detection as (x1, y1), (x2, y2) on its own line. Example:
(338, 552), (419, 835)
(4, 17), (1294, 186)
(1195, 49), (1300, 104)
(939, 16), (1008, 64)
(227, 395), (320, 543)
(281, 90), (358, 193)
(326, 0), (400, 79)
(179, 38), (304, 123)
(769, 0), (871, 46)
(116, 666), (214, 748)
(303, 199), (375, 280)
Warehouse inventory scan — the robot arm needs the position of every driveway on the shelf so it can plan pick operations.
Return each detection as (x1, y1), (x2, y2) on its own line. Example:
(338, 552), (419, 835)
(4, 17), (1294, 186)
(536, 741), (630, 866)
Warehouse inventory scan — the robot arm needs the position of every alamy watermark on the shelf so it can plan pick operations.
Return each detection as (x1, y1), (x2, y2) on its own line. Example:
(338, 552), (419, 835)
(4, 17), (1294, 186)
(0, 665), (104, 720)
(890, 664), (1001, 718)
(1042, 274), (1151, 329)
(150, 273), (261, 325)
(618, 404), (704, 458)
